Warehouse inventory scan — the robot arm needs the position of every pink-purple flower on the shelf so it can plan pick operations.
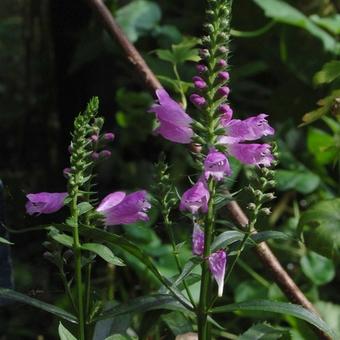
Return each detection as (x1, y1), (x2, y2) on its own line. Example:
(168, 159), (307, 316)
(204, 149), (231, 180)
(149, 89), (193, 144)
(26, 192), (68, 215)
(97, 190), (151, 226)
(180, 179), (210, 214)
(192, 222), (205, 256)
(229, 143), (274, 166)
(208, 250), (227, 297)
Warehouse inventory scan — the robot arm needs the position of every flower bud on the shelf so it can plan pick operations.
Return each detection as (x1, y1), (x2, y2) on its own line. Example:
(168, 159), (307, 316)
(196, 64), (208, 74)
(218, 59), (228, 67)
(90, 134), (99, 142)
(217, 86), (230, 97)
(204, 23), (214, 33)
(193, 76), (207, 89)
(63, 167), (72, 178)
(199, 49), (210, 59)
(218, 71), (230, 81)
(247, 203), (256, 210)
(218, 46), (228, 54)
(103, 132), (115, 141)
(99, 150), (112, 159)
(91, 152), (99, 160)
(261, 208), (271, 215)
(190, 94), (206, 107)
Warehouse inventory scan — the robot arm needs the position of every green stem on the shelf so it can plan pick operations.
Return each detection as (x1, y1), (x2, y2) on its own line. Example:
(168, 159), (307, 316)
(164, 216), (196, 307)
(173, 63), (187, 109)
(198, 180), (216, 340)
(71, 193), (85, 340)
(59, 266), (77, 313)
(237, 258), (270, 288)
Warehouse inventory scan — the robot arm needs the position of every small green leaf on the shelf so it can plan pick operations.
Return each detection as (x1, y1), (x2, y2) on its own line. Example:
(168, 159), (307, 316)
(82, 243), (125, 266)
(301, 89), (340, 126)
(0, 236), (13, 245)
(0, 288), (77, 323)
(300, 251), (335, 286)
(58, 322), (77, 340)
(315, 301), (340, 338)
(104, 335), (137, 340)
(298, 198), (340, 261)
(77, 202), (93, 216)
(115, 0), (161, 42)
(161, 311), (193, 336)
(307, 127), (336, 165)
(275, 169), (320, 194)
(212, 300), (335, 338)
(252, 0), (338, 53)
(238, 323), (287, 340)
(49, 230), (74, 248)
(211, 231), (244, 251)
(310, 14), (340, 35)
(314, 60), (340, 85)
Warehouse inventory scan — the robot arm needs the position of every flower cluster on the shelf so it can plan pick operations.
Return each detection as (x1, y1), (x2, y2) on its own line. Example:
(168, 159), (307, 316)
(26, 133), (151, 226)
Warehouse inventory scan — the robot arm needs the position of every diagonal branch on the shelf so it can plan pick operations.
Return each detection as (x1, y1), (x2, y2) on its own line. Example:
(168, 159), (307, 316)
(85, 1), (330, 338)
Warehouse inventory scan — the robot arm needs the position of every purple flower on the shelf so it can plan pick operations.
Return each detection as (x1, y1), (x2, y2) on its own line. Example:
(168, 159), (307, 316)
(180, 179), (210, 214)
(218, 59), (227, 67)
(196, 64), (208, 73)
(26, 192), (68, 215)
(192, 222), (205, 256)
(97, 190), (151, 226)
(223, 114), (274, 141)
(103, 132), (115, 141)
(219, 104), (233, 123)
(149, 89), (193, 144)
(204, 150), (231, 180)
(217, 86), (230, 97)
(218, 71), (230, 81)
(190, 94), (206, 107)
(229, 143), (274, 166)
(208, 250), (227, 297)
(193, 76), (207, 90)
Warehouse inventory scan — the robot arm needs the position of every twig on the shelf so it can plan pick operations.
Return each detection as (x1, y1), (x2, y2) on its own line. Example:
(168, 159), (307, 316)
(86, 0), (162, 92)
(85, 1), (330, 339)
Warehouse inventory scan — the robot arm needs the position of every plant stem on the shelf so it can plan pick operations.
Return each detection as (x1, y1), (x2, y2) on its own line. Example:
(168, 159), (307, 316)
(198, 180), (216, 340)
(173, 63), (187, 109)
(71, 192), (85, 340)
(164, 216), (196, 307)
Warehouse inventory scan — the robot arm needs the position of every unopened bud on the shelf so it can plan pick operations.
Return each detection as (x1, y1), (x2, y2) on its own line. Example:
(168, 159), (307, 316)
(248, 203), (256, 210)
(99, 150), (112, 159)
(103, 132), (115, 141)
(261, 208), (271, 215)
(63, 168), (72, 178)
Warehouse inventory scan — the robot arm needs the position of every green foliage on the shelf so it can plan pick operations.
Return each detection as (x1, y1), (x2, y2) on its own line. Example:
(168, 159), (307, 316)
(252, 0), (339, 53)
(298, 199), (340, 261)
(212, 300), (335, 338)
(300, 251), (335, 286)
(58, 323), (76, 340)
(314, 60), (340, 85)
(0, 236), (13, 245)
(0, 289), (77, 323)
(115, 0), (161, 42)
(81, 243), (125, 266)
(238, 323), (287, 340)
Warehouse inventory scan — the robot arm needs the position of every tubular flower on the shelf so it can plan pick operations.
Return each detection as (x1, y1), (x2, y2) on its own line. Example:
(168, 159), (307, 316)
(149, 89), (193, 144)
(180, 179), (210, 214)
(97, 190), (151, 226)
(204, 149), (231, 180)
(208, 250), (228, 297)
(26, 192), (68, 215)
(192, 222), (205, 256)
(229, 143), (274, 166)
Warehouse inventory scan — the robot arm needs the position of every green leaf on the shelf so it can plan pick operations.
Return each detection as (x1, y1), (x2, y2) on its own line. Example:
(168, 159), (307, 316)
(104, 335), (137, 340)
(211, 231), (244, 251)
(307, 127), (337, 165)
(0, 288), (77, 323)
(115, 0), (161, 43)
(49, 230), (74, 248)
(252, 0), (338, 53)
(76, 226), (192, 310)
(157, 75), (193, 94)
(300, 251), (335, 286)
(250, 231), (290, 244)
(310, 14), (340, 35)
(77, 202), (93, 216)
(238, 323), (287, 340)
(161, 311), (193, 336)
(172, 258), (201, 288)
(314, 60), (340, 85)
(275, 169), (320, 194)
(0, 236), (13, 245)
(82, 243), (125, 266)
(301, 89), (340, 125)
(93, 294), (187, 322)
(315, 301), (340, 338)
(212, 300), (335, 338)
(298, 199), (340, 261)
(58, 322), (76, 340)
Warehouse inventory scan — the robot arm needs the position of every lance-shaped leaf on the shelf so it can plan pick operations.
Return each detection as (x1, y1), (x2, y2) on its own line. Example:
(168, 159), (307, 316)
(212, 300), (335, 338)
(82, 243), (125, 266)
(0, 288), (77, 323)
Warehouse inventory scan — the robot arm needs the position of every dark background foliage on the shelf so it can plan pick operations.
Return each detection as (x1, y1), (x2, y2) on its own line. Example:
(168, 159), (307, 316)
(0, 0), (339, 338)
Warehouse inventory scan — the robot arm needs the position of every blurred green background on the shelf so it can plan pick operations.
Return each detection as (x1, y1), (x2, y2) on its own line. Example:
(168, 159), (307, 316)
(0, 0), (339, 338)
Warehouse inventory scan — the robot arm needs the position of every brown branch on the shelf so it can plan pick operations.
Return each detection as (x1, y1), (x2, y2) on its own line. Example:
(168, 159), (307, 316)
(86, 0), (162, 92)
(85, 1), (330, 338)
